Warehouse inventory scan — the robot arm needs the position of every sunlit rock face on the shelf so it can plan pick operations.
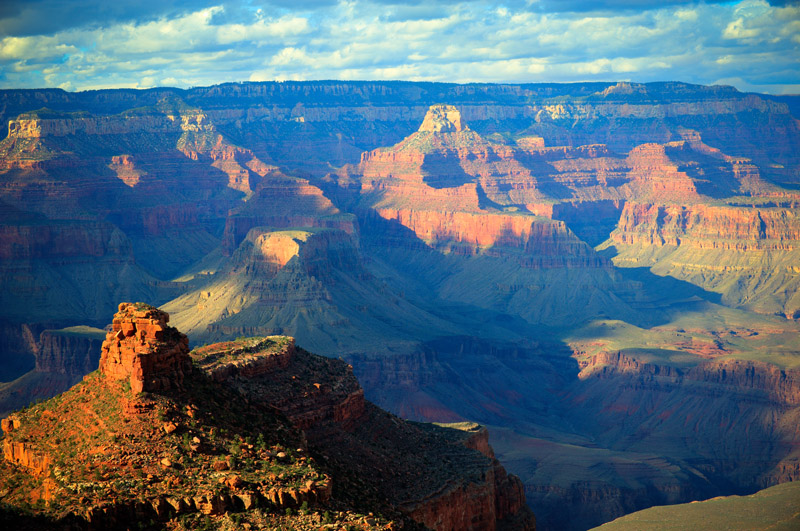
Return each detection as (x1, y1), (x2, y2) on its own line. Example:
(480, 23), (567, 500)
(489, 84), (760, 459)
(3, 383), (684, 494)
(418, 104), (467, 132)
(99, 303), (191, 393)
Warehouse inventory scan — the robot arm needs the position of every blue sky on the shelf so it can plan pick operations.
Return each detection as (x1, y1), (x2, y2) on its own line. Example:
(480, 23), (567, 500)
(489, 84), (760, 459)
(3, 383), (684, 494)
(0, 0), (797, 94)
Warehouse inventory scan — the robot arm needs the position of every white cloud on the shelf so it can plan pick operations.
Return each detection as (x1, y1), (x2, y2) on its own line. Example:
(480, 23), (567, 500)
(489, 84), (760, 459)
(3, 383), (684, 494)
(0, 1), (796, 94)
(0, 36), (78, 60)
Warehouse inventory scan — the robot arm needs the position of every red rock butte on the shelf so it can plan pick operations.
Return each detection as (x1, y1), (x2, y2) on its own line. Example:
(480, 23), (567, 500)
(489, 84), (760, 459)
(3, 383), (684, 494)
(99, 302), (191, 393)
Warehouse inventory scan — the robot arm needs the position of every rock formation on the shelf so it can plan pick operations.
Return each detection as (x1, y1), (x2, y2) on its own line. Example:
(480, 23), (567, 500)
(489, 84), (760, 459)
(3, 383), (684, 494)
(605, 202), (800, 317)
(98, 302), (191, 393)
(0, 326), (105, 420)
(192, 337), (536, 530)
(419, 104), (467, 132)
(1, 305), (536, 530)
(35, 327), (104, 375)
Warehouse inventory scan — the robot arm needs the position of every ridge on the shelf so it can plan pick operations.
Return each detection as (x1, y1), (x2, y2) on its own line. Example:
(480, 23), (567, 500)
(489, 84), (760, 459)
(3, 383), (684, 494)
(0, 303), (535, 530)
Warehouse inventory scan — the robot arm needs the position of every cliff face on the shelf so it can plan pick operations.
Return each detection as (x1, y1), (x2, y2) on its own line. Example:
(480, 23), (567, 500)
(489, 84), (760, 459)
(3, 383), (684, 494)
(220, 173), (354, 256)
(566, 352), (800, 489)
(612, 203), (800, 250)
(0, 218), (174, 325)
(0, 325), (104, 420)
(346, 105), (611, 271)
(374, 208), (605, 268)
(0, 221), (132, 260)
(192, 339), (535, 530)
(35, 328), (104, 375)
(3, 81), (796, 176)
(606, 202), (800, 317)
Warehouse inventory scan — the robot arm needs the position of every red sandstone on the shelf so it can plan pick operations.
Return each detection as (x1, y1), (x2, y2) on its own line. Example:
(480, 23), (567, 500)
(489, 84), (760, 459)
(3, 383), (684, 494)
(98, 302), (191, 394)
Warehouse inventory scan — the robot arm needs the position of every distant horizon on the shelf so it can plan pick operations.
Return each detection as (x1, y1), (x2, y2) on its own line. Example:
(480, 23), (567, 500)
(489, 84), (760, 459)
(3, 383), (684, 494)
(1, 1), (797, 95)
(2, 78), (798, 97)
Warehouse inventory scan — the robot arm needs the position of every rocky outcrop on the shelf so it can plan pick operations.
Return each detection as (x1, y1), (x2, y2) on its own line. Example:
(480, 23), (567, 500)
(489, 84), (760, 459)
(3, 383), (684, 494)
(402, 465), (524, 531)
(99, 303), (191, 393)
(195, 341), (366, 431)
(1, 417), (51, 475)
(194, 339), (535, 530)
(191, 336), (295, 382)
(419, 104), (467, 133)
(403, 423), (531, 530)
(623, 143), (700, 200)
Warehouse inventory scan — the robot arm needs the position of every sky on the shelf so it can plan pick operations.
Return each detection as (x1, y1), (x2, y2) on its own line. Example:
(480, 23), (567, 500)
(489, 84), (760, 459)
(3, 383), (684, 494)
(0, 0), (797, 94)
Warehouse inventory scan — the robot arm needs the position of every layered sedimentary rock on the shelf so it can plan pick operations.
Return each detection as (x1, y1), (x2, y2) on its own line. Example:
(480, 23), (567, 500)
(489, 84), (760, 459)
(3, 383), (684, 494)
(220, 173), (355, 255)
(606, 202), (800, 317)
(164, 226), (465, 357)
(194, 338), (535, 530)
(0, 325), (104, 420)
(0, 218), (169, 324)
(1, 81), (799, 530)
(1, 417), (51, 475)
(99, 302), (191, 393)
(612, 203), (800, 250)
(36, 327), (104, 375)
(506, 350), (800, 529)
(342, 104), (610, 269)
(571, 351), (800, 488)
(3, 81), (796, 179)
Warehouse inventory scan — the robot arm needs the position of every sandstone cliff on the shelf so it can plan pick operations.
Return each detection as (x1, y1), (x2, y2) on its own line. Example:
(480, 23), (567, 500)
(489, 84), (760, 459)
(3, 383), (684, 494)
(99, 303), (191, 393)
(605, 202), (800, 317)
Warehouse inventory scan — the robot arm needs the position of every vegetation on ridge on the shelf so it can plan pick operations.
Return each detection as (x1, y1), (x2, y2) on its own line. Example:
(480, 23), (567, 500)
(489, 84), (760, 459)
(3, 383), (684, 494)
(0, 337), (399, 530)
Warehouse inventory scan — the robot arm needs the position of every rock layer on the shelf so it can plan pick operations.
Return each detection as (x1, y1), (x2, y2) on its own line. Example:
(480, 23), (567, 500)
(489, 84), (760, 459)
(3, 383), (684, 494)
(99, 302), (191, 393)
(194, 339), (536, 530)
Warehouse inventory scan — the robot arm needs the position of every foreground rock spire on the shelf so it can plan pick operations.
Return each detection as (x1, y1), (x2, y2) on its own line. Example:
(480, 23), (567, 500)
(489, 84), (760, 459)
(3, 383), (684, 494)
(98, 302), (191, 393)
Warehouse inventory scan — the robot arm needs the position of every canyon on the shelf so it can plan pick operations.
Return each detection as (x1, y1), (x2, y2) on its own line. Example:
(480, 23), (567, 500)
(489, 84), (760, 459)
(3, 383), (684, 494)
(0, 81), (799, 529)
(1, 304), (534, 530)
